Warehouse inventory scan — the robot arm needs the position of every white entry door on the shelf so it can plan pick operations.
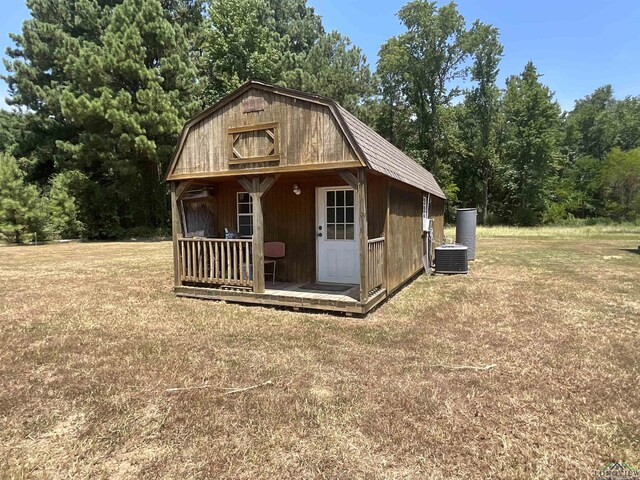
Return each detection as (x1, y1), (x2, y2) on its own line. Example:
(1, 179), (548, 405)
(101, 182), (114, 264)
(316, 186), (360, 284)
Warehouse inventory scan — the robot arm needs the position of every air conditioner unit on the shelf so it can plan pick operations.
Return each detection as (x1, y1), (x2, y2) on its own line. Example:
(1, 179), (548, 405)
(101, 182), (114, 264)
(434, 244), (468, 274)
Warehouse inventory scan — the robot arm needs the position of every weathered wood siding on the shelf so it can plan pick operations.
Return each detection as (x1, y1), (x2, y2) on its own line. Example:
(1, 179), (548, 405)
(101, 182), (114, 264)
(174, 172), (444, 290)
(366, 173), (387, 239)
(199, 174), (351, 283)
(172, 88), (359, 177)
(386, 180), (425, 293)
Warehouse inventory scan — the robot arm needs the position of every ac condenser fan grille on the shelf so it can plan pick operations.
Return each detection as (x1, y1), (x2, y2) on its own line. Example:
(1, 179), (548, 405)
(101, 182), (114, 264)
(434, 245), (468, 274)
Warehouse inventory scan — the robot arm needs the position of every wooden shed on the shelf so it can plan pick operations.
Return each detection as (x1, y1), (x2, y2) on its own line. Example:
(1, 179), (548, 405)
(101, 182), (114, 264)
(166, 81), (445, 314)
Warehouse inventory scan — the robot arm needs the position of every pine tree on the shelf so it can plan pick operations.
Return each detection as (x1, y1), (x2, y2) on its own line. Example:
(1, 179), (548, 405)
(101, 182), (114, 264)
(288, 30), (373, 111)
(4, 0), (204, 237)
(57, 0), (200, 233)
(45, 170), (87, 239)
(3, 0), (112, 184)
(0, 153), (41, 243)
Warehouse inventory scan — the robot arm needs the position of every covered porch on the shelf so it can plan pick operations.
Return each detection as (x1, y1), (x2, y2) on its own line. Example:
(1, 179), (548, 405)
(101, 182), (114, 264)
(169, 168), (388, 314)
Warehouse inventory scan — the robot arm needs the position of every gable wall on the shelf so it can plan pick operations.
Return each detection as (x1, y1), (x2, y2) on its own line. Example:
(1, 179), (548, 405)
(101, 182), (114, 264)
(171, 88), (360, 178)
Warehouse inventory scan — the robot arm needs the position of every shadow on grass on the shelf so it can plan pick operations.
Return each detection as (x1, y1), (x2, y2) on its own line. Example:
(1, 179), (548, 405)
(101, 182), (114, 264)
(619, 248), (640, 255)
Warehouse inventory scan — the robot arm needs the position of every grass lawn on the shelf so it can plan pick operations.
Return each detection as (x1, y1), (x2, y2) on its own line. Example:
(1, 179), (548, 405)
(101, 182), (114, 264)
(1, 226), (639, 479)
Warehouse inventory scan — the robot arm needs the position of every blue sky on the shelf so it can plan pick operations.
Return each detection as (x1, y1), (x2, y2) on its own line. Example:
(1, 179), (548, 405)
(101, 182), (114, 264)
(1, 0), (639, 111)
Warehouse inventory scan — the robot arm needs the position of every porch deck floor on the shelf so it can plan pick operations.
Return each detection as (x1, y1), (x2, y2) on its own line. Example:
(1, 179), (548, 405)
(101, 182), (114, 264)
(264, 282), (359, 302)
(175, 281), (387, 314)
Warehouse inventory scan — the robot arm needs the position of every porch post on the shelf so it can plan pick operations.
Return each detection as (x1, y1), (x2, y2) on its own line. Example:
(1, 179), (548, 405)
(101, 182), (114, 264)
(251, 178), (266, 294)
(358, 168), (368, 302)
(237, 175), (279, 294)
(171, 182), (182, 287)
(171, 180), (193, 288)
(383, 178), (390, 290)
(171, 183), (180, 287)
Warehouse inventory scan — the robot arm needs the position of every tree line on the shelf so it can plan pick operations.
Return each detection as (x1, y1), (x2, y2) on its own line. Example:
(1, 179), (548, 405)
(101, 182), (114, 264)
(1, 0), (638, 243)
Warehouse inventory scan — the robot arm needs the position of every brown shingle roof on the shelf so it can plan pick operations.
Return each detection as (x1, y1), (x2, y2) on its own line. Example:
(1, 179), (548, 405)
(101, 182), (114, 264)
(335, 105), (445, 199)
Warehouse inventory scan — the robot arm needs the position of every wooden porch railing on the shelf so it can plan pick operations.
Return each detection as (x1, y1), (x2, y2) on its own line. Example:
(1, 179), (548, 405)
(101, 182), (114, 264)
(367, 237), (384, 292)
(178, 238), (253, 287)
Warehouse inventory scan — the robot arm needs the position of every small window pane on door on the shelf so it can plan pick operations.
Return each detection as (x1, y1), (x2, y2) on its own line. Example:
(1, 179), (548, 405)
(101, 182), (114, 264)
(346, 207), (354, 223)
(345, 190), (354, 207)
(345, 224), (354, 240)
(325, 189), (355, 242)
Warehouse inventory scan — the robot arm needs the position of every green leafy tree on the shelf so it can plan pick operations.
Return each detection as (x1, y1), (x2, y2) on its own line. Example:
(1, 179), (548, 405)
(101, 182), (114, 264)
(375, 37), (413, 147)
(460, 21), (503, 223)
(204, 0), (372, 108)
(564, 85), (616, 161)
(204, 0), (284, 103)
(0, 153), (42, 243)
(500, 61), (561, 225)
(378, 0), (473, 168)
(559, 88), (640, 220)
(600, 147), (640, 220)
(611, 95), (640, 151)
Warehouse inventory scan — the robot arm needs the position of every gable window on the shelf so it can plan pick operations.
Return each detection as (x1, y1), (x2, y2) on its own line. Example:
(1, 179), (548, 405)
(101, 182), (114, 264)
(237, 192), (253, 237)
(228, 122), (280, 165)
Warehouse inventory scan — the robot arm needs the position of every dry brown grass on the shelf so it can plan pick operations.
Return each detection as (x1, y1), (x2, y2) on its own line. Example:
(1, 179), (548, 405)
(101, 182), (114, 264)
(1, 230), (638, 479)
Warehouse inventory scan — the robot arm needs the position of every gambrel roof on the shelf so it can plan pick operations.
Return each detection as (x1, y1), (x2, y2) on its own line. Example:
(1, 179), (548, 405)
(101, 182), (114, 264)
(335, 105), (445, 199)
(166, 81), (445, 199)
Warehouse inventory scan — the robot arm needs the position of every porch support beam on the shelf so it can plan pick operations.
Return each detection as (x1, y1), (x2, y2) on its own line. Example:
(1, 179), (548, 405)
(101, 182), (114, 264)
(258, 174), (280, 195)
(338, 170), (358, 190)
(175, 179), (194, 200)
(358, 168), (369, 302)
(237, 174), (279, 294)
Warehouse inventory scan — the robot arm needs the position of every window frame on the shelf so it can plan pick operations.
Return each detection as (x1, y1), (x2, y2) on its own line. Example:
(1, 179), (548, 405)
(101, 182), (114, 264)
(236, 191), (254, 237)
(228, 122), (280, 165)
(423, 194), (431, 231)
(325, 188), (356, 241)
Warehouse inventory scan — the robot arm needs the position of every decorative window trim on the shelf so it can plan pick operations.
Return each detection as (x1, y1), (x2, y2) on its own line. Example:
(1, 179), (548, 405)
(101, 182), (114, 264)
(237, 192), (253, 237)
(228, 122), (280, 165)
